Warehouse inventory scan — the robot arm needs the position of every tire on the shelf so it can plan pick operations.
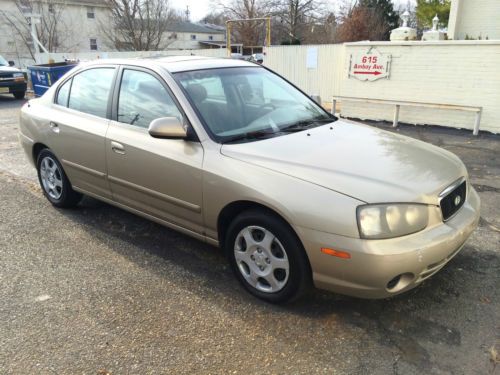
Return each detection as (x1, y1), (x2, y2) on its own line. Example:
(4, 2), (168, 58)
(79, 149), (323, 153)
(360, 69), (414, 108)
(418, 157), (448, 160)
(36, 149), (82, 208)
(225, 209), (312, 303)
(13, 91), (25, 100)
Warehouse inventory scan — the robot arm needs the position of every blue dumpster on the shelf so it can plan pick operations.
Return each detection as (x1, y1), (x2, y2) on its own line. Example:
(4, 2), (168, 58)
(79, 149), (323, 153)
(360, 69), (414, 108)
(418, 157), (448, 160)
(28, 62), (78, 97)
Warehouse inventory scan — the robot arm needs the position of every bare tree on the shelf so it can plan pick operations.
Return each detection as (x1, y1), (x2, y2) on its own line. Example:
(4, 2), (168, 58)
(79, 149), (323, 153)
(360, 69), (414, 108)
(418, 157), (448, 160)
(0, 0), (74, 60)
(274, 0), (330, 44)
(100, 0), (179, 51)
(220, 0), (273, 47)
(336, 2), (389, 42)
(200, 11), (227, 26)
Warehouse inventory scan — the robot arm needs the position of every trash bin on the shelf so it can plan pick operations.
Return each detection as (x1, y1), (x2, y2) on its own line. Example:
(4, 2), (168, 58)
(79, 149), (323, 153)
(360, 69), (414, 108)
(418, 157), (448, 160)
(28, 62), (78, 97)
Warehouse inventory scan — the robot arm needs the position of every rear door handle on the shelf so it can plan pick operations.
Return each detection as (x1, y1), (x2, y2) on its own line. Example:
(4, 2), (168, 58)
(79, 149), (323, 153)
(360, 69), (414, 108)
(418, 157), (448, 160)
(110, 141), (125, 155)
(49, 122), (60, 133)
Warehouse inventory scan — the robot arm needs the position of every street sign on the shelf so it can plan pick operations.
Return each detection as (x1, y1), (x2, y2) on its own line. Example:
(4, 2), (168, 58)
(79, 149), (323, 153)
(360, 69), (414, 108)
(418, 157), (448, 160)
(349, 48), (391, 82)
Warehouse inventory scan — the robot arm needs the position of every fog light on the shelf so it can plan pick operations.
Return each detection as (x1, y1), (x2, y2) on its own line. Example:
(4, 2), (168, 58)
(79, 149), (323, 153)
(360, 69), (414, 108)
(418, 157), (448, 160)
(386, 272), (414, 292)
(387, 275), (401, 290)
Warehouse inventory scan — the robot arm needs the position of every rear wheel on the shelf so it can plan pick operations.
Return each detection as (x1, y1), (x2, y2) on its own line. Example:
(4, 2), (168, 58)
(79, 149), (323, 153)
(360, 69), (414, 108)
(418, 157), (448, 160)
(36, 149), (82, 208)
(13, 91), (25, 100)
(225, 209), (311, 303)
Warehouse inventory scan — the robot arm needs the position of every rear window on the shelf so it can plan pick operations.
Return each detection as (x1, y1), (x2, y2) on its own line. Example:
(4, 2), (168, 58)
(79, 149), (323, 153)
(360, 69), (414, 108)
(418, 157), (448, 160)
(55, 79), (71, 107)
(68, 68), (115, 118)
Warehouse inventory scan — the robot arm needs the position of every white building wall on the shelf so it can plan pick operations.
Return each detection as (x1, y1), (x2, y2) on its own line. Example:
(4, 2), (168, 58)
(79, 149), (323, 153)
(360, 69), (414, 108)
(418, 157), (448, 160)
(448, 0), (500, 40)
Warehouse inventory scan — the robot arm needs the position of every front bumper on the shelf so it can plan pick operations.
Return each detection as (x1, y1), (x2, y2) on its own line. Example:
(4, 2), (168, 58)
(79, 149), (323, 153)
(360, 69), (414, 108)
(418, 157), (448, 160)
(298, 186), (481, 299)
(0, 81), (27, 93)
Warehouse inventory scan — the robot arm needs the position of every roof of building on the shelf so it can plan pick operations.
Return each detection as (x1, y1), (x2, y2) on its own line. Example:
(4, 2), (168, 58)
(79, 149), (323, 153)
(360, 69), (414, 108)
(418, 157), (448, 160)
(167, 21), (225, 34)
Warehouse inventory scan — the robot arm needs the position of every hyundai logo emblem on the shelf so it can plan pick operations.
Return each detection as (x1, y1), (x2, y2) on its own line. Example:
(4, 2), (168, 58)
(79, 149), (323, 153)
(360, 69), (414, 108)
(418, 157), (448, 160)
(454, 195), (461, 206)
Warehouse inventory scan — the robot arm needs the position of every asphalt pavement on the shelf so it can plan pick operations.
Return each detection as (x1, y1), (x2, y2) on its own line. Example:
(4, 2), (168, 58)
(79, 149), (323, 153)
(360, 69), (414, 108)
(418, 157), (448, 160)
(0, 94), (499, 375)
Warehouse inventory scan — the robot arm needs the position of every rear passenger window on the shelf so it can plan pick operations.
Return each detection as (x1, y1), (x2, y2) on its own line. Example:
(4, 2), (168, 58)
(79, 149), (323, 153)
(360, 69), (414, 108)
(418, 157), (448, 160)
(56, 79), (71, 107)
(117, 69), (182, 128)
(68, 68), (115, 118)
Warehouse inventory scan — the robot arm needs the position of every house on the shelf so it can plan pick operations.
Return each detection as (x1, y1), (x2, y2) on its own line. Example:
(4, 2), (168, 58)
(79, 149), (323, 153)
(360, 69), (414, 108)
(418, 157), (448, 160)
(0, 0), (109, 67)
(0, 1), (231, 67)
(165, 21), (226, 50)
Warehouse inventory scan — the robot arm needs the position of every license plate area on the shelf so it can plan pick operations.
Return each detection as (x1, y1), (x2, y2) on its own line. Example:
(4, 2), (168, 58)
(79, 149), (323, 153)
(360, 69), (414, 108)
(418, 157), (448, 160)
(0, 87), (10, 94)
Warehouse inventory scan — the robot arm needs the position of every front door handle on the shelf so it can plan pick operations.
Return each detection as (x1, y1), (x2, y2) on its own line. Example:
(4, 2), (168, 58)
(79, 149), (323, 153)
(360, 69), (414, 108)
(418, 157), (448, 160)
(111, 141), (125, 155)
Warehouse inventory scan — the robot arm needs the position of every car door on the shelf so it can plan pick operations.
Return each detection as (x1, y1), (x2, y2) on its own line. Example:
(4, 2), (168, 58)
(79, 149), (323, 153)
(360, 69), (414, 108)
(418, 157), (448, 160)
(105, 66), (204, 234)
(49, 66), (116, 199)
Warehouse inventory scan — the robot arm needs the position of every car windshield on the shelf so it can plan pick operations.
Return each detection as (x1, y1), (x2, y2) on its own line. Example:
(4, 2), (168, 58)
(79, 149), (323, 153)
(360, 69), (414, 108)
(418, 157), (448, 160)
(174, 67), (334, 143)
(0, 55), (8, 66)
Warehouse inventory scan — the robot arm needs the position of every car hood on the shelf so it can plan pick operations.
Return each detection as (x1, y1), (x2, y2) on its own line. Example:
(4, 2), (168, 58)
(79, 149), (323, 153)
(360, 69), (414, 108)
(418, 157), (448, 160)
(0, 66), (21, 73)
(220, 120), (466, 204)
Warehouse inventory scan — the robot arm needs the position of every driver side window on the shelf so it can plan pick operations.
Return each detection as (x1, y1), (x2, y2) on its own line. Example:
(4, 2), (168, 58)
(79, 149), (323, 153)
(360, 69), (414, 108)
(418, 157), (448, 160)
(117, 69), (182, 128)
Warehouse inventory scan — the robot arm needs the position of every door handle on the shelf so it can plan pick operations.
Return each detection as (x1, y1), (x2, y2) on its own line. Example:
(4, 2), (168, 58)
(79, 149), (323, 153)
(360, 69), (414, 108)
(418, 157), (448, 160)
(111, 141), (125, 155)
(49, 122), (60, 134)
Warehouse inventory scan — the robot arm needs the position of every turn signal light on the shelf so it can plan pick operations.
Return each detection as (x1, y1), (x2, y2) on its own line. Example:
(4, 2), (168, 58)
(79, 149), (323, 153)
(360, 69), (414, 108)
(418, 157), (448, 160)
(321, 248), (351, 259)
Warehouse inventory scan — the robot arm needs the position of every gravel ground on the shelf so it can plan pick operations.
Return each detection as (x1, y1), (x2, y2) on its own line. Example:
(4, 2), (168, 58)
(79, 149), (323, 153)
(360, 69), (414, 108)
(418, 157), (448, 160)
(0, 94), (499, 375)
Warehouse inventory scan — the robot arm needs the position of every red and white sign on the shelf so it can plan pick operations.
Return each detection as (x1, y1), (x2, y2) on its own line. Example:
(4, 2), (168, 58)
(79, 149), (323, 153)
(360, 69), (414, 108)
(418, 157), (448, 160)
(349, 48), (391, 82)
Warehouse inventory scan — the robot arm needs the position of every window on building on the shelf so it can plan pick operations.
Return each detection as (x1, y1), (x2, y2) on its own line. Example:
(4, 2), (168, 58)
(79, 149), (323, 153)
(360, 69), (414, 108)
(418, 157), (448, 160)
(87, 6), (95, 19)
(48, 4), (55, 13)
(208, 35), (213, 41)
(190, 34), (196, 40)
(90, 38), (98, 51)
(68, 68), (115, 118)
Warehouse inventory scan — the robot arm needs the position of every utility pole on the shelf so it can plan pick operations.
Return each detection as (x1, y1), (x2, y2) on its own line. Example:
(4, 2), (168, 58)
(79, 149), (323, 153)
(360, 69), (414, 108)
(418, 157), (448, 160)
(26, 13), (49, 63)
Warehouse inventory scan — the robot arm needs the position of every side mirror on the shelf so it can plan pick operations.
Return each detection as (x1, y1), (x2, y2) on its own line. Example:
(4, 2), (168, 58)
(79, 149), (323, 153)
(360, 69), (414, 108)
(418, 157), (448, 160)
(148, 117), (187, 139)
(8, 61), (15, 67)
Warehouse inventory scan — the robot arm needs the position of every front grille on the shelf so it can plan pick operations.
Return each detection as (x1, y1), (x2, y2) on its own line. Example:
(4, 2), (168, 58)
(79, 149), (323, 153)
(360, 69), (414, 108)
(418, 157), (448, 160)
(440, 180), (466, 221)
(0, 73), (14, 83)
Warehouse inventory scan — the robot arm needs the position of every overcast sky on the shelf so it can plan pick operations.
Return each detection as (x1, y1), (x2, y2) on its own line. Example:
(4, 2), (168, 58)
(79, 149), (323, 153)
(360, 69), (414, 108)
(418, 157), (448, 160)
(171, 0), (417, 22)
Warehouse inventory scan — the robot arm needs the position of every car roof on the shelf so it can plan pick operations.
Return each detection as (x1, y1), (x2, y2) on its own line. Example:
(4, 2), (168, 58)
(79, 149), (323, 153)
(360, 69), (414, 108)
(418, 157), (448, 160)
(83, 56), (258, 73)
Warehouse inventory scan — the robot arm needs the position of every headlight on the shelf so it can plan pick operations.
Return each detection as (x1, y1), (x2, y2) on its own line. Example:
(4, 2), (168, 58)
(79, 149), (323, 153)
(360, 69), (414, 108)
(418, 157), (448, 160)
(357, 204), (429, 239)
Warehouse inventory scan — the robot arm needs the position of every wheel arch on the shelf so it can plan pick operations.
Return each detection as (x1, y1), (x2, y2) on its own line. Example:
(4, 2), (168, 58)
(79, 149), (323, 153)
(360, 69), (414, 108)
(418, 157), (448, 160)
(32, 142), (49, 164)
(217, 201), (310, 269)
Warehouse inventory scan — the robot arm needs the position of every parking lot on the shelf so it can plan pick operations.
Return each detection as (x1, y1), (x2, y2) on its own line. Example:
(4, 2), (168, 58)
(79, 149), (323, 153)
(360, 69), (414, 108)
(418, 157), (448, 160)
(0, 95), (499, 374)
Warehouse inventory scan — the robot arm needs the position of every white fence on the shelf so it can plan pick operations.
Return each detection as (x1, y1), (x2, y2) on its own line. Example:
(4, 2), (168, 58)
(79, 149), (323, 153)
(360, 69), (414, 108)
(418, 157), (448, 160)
(264, 44), (344, 102)
(264, 41), (500, 134)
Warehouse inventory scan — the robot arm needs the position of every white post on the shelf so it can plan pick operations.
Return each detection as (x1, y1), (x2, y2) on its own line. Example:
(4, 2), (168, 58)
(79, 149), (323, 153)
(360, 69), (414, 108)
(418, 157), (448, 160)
(473, 110), (482, 136)
(393, 104), (400, 127)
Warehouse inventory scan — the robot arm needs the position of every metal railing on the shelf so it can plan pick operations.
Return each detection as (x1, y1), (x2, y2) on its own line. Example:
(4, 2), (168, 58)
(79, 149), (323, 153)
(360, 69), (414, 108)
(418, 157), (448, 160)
(331, 96), (483, 136)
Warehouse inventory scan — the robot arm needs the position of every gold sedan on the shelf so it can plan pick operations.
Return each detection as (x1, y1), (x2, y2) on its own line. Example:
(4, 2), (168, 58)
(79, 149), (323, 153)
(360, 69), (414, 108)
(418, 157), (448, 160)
(19, 57), (480, 303)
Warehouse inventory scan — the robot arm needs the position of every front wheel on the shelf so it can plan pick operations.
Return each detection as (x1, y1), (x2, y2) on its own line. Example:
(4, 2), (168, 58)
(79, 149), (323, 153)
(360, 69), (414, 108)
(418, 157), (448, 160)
(225, 209), (312, 303)
(36, 149), (82, 208)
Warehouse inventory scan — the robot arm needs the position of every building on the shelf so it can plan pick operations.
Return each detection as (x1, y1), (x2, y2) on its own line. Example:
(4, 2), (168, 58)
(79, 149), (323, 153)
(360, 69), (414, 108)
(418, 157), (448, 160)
(0, 0), (229, 67)
(0, 0), (109, 67)
(448, 0), (500, 40)
(166, 21), (226, 50)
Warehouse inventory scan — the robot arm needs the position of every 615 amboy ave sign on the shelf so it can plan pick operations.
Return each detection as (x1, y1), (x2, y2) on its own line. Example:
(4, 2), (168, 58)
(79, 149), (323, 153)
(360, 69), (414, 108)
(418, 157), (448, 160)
(349, 48), (391, 81)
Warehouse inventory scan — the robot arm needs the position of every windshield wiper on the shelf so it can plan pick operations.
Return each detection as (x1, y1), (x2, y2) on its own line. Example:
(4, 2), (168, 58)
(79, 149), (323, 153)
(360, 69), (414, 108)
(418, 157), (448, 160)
(280, 117), (335, 133)
(221, 129), (276, 144)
